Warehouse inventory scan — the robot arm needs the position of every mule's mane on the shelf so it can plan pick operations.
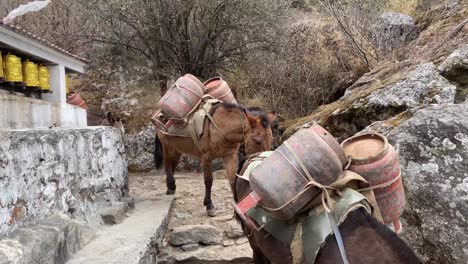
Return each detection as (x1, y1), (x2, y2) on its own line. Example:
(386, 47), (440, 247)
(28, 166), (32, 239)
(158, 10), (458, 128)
(247, 107), (270, 129)
(211, 102), (245, 116)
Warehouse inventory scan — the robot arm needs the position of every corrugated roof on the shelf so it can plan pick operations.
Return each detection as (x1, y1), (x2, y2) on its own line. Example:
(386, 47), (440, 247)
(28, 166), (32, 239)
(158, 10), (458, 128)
(0, 21), (88, 63)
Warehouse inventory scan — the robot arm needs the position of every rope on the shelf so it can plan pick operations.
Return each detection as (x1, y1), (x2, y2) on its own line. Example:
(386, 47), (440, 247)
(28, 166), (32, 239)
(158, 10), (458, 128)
(357, 171), (401, 192)
(259, 141), (336, 214)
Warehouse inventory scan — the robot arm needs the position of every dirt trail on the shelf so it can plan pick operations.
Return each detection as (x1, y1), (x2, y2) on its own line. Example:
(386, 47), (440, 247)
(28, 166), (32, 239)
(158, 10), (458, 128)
(129, 171), (253, 263)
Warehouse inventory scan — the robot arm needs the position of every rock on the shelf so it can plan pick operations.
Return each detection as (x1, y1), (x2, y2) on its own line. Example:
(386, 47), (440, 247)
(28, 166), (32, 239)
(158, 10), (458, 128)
(223, 240), (236, 247)
(101, 202), (129, 225)
(235, 237), (249, 245)
(380, 103), (468, 263)
(438, 44), (468, 85)
(181, 243), (199, 251)
(169, 225), (222, 246)
(283, 62), (457, 141)
(0, 214), (93, 264)
(224, 220), (244, 239)
(121, 196), (135, 209)
(168, 244), (253, 263)
(124, 124), (156, 172)
(372, 12), (419, 53)
(331, 63), (455, 140)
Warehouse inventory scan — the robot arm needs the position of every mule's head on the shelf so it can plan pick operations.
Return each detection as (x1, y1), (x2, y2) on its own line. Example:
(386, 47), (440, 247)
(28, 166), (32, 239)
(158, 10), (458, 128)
(244, 110), (277, 155)
(102, 112), (126, 135)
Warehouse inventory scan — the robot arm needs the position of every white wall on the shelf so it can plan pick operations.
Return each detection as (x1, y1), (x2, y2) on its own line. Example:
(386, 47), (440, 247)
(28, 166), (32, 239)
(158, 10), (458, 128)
(0, 94), (87, 130)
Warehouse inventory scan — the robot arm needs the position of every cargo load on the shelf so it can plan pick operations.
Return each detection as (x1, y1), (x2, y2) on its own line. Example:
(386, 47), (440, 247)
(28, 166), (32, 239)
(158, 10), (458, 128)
(341, 133), (405, 233)
(157, 74), (205, 120)
(204, 77), (237, 104)
(249, 125), (348, 220)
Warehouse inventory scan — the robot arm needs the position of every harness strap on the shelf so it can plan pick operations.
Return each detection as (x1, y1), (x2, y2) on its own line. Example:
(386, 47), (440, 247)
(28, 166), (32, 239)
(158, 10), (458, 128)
(291, 217), (305, 264)
(328, 211), (350, 264)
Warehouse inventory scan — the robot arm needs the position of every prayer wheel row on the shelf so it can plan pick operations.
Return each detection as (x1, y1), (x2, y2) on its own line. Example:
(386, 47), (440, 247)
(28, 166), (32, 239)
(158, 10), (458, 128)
(0, 50), (50, 91)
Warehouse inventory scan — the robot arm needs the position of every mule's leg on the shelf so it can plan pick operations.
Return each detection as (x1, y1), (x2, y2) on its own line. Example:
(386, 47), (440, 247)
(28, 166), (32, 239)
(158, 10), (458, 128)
(202, 157), (216, 217)
(223, 153), (239, 194)
(164, 147), (181, 195)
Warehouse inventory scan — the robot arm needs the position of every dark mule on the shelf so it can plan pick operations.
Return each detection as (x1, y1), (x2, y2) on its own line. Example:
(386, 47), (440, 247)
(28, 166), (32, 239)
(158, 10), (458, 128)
(88, 111), (125, 134)
(233, 177), (422, 264)
(154, 103), (274, 216)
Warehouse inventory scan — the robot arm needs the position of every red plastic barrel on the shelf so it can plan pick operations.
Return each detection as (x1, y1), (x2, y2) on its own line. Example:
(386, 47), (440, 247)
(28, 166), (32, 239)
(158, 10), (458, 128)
(158, 74), (204, 120)
(250, 125), (348, 220)
(204, 77), (237, 104)
(341, 133), (405, 230)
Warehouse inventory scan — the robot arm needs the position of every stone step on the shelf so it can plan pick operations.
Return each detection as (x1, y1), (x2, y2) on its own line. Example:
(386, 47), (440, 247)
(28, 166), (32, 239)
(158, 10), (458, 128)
(67, 197), (174, 264)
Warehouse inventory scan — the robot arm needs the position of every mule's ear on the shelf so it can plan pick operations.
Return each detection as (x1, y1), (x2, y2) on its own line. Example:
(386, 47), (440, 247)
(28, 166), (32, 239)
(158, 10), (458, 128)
(106, 112), (116, 125)
(267, 111), (277, 125)
(246, 113), (260, 128)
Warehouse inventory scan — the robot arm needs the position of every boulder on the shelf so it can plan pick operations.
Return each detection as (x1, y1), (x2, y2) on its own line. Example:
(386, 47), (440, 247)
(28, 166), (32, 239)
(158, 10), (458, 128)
(438, 44), (468, 85)
(369, 103), (468, 263)
(372, 12), (419, 53)
(169, 225), (222, 246)
(0, 214), (93, 264)
(438, 45), (468, 102)
(283, 62), (456, 141)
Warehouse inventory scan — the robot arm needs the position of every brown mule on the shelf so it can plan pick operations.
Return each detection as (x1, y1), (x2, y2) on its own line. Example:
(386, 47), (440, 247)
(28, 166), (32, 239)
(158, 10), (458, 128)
(154, 102), (274, 216)
(233, 175), (422, 264)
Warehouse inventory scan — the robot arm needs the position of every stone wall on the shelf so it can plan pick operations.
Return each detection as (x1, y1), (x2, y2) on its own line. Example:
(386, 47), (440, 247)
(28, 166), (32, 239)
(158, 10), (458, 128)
(0, 126), (128, 239)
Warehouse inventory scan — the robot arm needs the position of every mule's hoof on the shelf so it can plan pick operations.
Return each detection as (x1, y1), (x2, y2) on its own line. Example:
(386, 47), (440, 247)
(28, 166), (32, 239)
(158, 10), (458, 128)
(207, 208), (217, 217)
(166, 189), (176, 195)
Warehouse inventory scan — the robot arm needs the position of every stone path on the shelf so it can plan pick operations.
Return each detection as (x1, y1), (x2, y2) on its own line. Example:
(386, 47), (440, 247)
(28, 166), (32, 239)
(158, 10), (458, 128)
(131, 171), (253, 263)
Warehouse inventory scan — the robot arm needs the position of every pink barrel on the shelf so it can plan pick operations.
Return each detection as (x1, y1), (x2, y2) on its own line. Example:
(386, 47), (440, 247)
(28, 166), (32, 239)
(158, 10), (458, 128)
(341, 133), (405, 231)
(250, 125), (348, 220)
(158, 74), (204, 120)
(204, 77), (237, 104)
(67, 92), (87, 110)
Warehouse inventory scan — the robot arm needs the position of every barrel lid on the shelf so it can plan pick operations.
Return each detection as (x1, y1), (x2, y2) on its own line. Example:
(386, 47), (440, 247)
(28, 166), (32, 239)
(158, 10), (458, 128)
(341, 133), (388, 164)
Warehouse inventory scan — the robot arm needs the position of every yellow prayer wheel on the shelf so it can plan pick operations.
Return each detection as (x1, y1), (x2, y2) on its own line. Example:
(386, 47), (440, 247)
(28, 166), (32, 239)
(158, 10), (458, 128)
(22, 60), (40, 87)
(39, 65), (50, 90)
(4, 54), (23, 82)
(65, 74), (70, 93)
(0, 51), (4, 79)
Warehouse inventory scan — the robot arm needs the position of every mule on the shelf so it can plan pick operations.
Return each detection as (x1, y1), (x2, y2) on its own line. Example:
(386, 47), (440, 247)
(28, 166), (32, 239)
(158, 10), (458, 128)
(154, 102), (274, 216)
(88, 111), (126, 135)
(232, 171), (422, 264)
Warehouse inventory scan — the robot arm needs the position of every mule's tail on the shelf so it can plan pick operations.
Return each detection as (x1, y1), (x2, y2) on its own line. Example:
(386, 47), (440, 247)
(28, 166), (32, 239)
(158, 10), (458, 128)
(154, 134), (164, 169)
